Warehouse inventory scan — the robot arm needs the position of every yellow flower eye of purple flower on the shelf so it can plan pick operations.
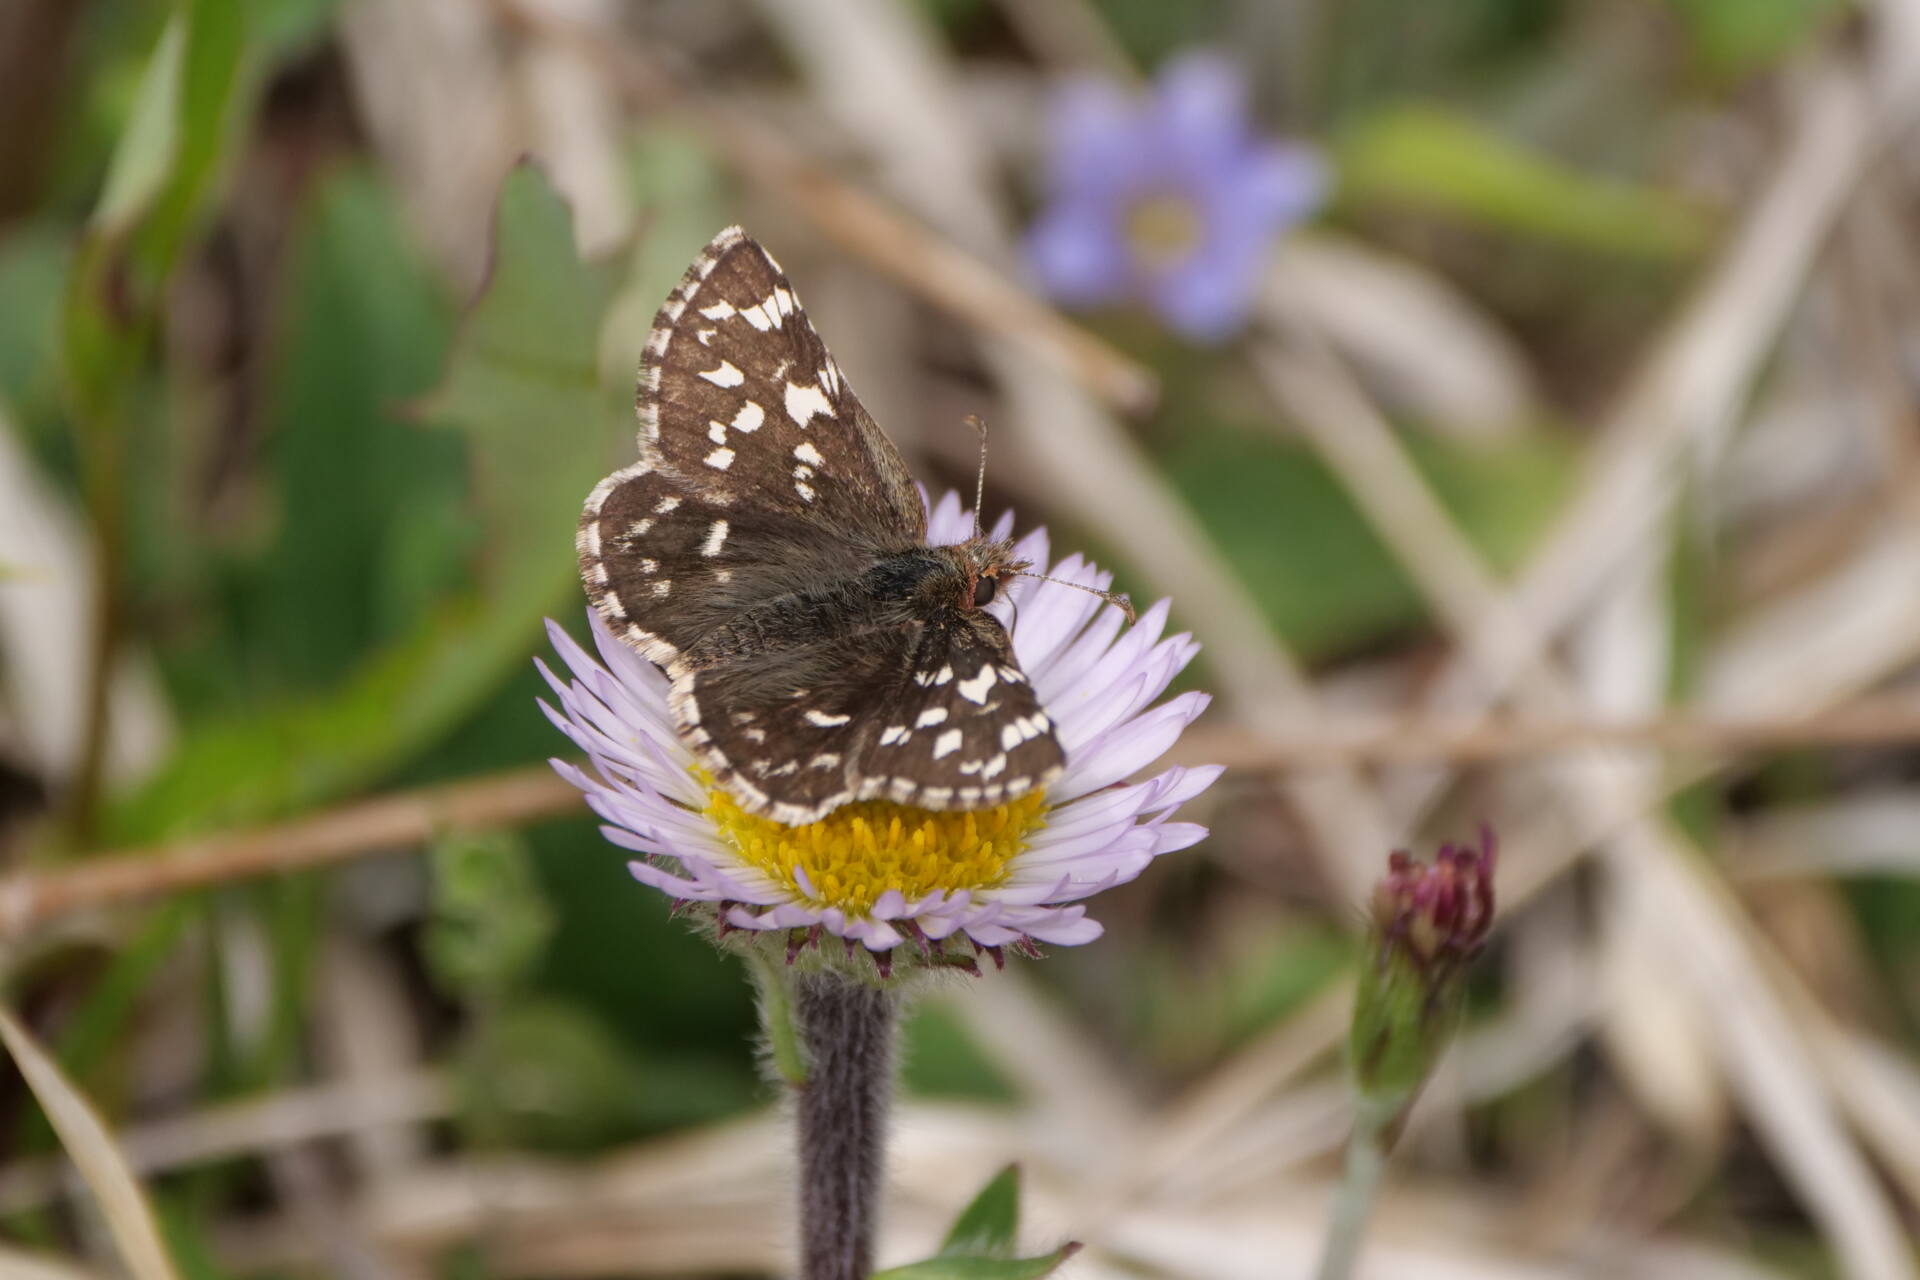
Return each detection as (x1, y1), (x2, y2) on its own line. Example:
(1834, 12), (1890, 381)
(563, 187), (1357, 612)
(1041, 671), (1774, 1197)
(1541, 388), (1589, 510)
(1025, 52), (1328, 343)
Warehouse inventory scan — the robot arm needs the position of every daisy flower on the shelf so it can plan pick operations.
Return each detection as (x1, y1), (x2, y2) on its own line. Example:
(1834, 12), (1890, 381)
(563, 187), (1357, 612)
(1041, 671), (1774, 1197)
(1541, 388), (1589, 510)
(537, 492), (1218, 974)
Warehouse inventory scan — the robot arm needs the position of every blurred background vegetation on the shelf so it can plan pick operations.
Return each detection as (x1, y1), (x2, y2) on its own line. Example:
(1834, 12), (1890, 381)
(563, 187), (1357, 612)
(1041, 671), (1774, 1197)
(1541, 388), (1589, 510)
(4, 0), (1920, 1276)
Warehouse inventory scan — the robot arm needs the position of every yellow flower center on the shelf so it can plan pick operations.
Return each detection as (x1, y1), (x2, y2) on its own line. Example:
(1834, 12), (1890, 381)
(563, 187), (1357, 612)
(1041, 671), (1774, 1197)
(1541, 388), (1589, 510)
(699, 772), (1048, 917)
(1126, 193), (1204, 267)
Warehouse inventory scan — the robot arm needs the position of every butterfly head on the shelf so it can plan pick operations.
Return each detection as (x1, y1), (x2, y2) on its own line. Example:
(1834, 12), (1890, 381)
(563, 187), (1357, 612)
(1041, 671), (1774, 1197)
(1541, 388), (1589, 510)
(953, 537), (1030, 610)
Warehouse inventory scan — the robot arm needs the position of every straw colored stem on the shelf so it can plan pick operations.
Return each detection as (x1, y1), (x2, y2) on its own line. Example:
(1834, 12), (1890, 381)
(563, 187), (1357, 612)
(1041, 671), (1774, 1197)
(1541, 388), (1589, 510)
(0, 764), (579, 938)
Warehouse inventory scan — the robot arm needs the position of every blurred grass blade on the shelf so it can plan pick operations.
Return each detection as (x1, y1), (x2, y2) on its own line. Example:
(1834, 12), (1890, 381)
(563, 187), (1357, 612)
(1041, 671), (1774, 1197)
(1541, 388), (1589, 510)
(1336, 104), (1713, 259)
(0, 1005), (180, 1280)
(0, 1243), (106, 1280)
(91, 19), (185, 238)
(871, 1244), (1081, 1280)
(938, 1164), (1021, 1259)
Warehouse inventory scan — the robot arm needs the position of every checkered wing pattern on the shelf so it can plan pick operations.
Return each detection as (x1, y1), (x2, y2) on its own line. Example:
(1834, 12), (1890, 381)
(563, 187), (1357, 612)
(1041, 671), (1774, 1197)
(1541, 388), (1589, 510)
(685, 610), (1065, 826)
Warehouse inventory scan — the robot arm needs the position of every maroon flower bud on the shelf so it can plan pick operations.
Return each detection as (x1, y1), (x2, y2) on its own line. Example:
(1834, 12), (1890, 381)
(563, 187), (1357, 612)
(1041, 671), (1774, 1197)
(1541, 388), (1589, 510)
(1349, 826), (1498, 1129)
(1368, 826), (1497, 978)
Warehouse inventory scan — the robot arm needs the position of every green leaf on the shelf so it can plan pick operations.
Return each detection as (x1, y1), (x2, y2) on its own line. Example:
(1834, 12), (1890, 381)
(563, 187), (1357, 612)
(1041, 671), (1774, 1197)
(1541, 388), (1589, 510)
(414, 161), (618, 616)
(90, 18), (186, 239)
(939, 1164), (1022, 1259)
(1163, 418), (1576, 661)
(111, 138), (725, 841)
(870, 1166), (1078, 1280)
(452, 998), (644, 1152)
(0, 224), (72, 423)
(67, 0), (248, 417)
(1666, 0), (1842, 79)
(871, 1244), (1081, 1280)
(249, 166), (461, 692)
(107, 163), (614, 840)
(1336, 105), (1713, 259)
(427, 828), (556, 999)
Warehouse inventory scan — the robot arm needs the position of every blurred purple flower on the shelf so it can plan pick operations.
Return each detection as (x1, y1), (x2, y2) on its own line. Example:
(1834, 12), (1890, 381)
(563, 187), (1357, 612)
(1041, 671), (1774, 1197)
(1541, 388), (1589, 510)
(1025, 52), (1328, 343)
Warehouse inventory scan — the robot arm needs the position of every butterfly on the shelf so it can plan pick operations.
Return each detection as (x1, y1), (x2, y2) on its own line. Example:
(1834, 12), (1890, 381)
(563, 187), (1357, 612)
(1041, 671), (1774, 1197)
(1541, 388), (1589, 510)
(578, 227), (1087, 826)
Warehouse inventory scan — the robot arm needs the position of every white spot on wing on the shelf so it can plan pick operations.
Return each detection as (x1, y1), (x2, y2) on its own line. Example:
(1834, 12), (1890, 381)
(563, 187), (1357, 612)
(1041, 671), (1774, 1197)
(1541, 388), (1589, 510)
(916, 707), (947, 727)
(704, 447), (735, 471)
(796, 482), (816, 502)
(785, 380), (834, 426)
(708, 421), (728, 444)
(654, 496), (681, 514)
(805, 710), (851, 728)
(732, 402), (765, 432)
(957, 667), (996, 703)
(702, 520), (729, 557)
(878, 725), (910, 746)
(700, 361), (745, 388)
(699, 301), (736, 321)
(794, 441), (824, 466)
(932, 728), (964, 759)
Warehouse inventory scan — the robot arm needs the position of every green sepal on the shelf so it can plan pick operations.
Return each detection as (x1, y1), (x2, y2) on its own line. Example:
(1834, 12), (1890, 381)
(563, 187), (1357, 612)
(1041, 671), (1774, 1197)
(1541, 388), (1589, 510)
(938, 1164), (1022, 1259)
(870, 1243), (1082, 1280)
(871, 1164), (1080, 1280)
(744, 946), (808, 1088)
(1346, 940), (1464, 1127)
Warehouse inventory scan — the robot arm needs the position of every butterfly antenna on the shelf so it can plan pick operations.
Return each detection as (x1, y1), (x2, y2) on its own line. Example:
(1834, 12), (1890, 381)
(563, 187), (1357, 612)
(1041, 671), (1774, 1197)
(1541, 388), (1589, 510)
(964, 414), (989, 540)
(1012, 571), (1137, 624)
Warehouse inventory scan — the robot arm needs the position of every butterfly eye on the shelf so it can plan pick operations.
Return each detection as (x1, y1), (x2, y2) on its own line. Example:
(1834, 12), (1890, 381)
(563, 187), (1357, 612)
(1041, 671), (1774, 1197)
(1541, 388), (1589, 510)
(972, 576), (997, 607)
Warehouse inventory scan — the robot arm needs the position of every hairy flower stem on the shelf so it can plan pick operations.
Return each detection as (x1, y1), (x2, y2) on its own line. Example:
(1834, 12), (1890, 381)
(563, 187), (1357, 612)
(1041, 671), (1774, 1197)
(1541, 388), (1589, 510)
(1314, 1109), (1392, 1280)
(793, 971), (898, 1280)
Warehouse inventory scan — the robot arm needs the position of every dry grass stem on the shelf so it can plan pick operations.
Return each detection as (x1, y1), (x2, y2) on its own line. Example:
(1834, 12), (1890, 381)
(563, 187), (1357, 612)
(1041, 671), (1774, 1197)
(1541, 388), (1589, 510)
(0, 765), (579, 937)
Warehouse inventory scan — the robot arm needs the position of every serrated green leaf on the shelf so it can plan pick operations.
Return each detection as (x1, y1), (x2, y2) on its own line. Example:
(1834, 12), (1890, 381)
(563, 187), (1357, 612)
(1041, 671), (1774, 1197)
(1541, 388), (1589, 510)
(414, 161), (617, 614)
(871, 1243), (1081, 1280)
(939, 1165), (1022, 1259)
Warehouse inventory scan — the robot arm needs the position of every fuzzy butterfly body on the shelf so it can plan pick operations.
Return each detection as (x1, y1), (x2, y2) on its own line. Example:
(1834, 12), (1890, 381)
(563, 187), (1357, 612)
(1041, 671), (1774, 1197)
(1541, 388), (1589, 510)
(578, 227), (1065, 826)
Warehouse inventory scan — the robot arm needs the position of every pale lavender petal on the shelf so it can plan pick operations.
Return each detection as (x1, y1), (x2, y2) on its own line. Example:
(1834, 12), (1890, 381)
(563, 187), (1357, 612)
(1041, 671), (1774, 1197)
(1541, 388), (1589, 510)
(1061, 691), (1211, 796)
(1047, 77), (1149, 197)
(1154, 53), (1252, 168)
(1027, 202), (1131, 305)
